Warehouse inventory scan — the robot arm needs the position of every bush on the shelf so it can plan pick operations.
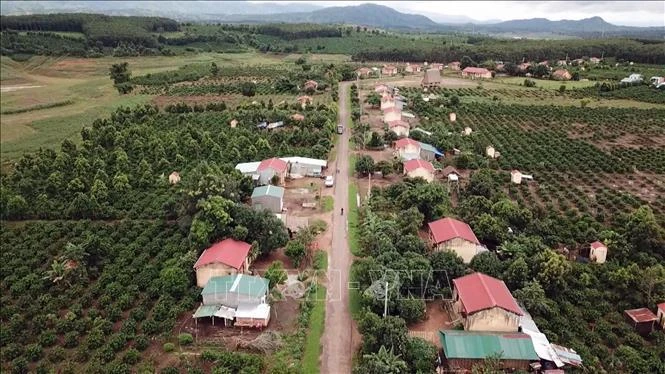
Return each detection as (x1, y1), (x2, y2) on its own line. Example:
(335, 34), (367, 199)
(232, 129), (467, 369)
(524, 79), (536, 87)
(133, 334), (150, 351)
(177, 333), (194, 346)
(123, 348), (141, 365)
(163, 342), (176, 352)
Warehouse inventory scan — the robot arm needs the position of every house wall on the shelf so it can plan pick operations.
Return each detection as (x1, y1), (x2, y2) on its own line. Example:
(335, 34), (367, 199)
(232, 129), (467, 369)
(444, 357), (532, 372)
(381, 100), (396, 110)
(399, 144), (420, 158)
(196, 263), (240, 288)
(391, 125), (409, 137)
(590, 246), (607, 263)
(463, 307), (521, 332)
(235, 314), (270, 327)
(463, 71), (492, 79)
(433, 237), (482, 264)
(252, 195), (282, 213)
(657, 309), (665, 328)
(420, 149), (436, 161)
(406, 168), (434, 182)
(202, 292), (261, 309)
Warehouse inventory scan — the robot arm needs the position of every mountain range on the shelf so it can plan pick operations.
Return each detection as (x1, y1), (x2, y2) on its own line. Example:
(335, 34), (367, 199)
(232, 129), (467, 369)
(1, 1), (663, 38)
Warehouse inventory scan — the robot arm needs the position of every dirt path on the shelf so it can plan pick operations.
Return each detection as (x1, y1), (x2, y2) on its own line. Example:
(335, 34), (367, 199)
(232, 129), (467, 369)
(320, 82), (353, 374)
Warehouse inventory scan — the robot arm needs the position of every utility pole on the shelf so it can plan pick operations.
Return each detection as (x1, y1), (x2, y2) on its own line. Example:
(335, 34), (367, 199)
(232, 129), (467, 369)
(383, 281), (389, 317)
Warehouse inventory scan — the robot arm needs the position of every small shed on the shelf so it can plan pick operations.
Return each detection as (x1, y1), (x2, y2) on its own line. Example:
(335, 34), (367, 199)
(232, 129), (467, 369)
(291, 113), (305, 121)
(169, 171), (181, 184)
(442, 166), (461, 179)
(251, 185), (285, 213)
(303, 80), (318, 91)
(624, 308), (657, 335)
(450, 112), (457, 122)
(589, 241), (608, 264)
(419, 142), (443, 161)
(511, 170), (533, 184)
(552, 69), (572, 81)
(463, 127), (472, 136)
(382, 65), (398, 76)
(235, 303), (271, 327)
(230, 119), (238, 128)
(421, 68), (442, 88)
(297, 95), (313, 108)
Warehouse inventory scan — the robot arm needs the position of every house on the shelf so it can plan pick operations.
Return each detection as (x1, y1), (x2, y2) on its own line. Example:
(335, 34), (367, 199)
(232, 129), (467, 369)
(303, 80), (318, 91)
(257, 157), (288, 185)
(381, 96), (404, 111)
(551, 69), (572, 81)
(419, 142), (443, 161)
(267, 121), (284, 130)
(403, 159), (435, 182)
(462, 67), (492, 79)
(281, 156), (327, 178)
(382, 64), (398, 76)
(649, 76), (665, 88)
(194, 238), (252, 288)
(388, 120), (410, 137)
(463, 127), (472, 136)
(511, 170), (533, 184)
(438, 330), (538, 372)
(251, 185), (284, 213)
(194, 274), (271, 327)
(657, 303), (665, 329)
(442, 166), (461, 179)
(589, 241), (608, 264)
(448, 62), (461, 71)
(421, 68), (442, 88)
(356, 67), (372, 77)
(395, 138), (421, 160)
(621, 74), (643, 84)
(291, 113), (304, 121)
(296, 95), (313, 107)
(383, 107), (402, 123)
(589, 57), (601, 64)
(518, 62), (531, 72)
(428, 218), (487, 263)
(624, 308), (657, 335)
(557, 60), (568, 66)
(428, 63), (444, 71)
(168, 171), (181, 184)
(452, 272), (524, 331)
(405, 63), (421, 73)
(538, 60), (549, 66)
(230, 119), (238, 128)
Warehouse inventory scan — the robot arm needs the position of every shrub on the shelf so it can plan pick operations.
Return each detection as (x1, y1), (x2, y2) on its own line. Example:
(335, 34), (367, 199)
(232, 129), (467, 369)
(123, 348), (141, 365)
(133, 334), (150, 351)
(177, 333), (194, 346)
(163, 342), (176, 352)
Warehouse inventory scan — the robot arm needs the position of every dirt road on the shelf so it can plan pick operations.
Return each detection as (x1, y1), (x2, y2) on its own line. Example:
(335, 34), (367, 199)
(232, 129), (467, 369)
(320, 82), (353, 374)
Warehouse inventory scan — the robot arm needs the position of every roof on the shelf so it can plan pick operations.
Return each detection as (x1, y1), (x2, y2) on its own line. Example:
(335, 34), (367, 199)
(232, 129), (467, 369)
(194, 238), (251, 270)
(251, 185), (285, 199)
(201, 274), (269, 298)
(590, 241), (605, 249)
(236, 303), (270, 319)
(658, 303), (665, 313)
(624, 308), (657, 323)
(280, 156), (327, 168)
(383, 106), (401, 114)
(422, 68), (442, 84)
(452, 272), (523, 316)
(522, 328), (564, 367)
(428, 217), (480, 245)
(439, 330), (538, 361)
(403, 159), (434, 173)
(550, 344), (583, 367)
(388, 120), (409, 128)
(235, 161), (261, 174)
(257, 157), (288, 173)
(463, 67), (491, 74)
(441, 166), (460, 177)
(419, 142), (443, 155)
(304, 80), (317, 85)
(395, 138), (420, 149)
(193, 304), (220, 318)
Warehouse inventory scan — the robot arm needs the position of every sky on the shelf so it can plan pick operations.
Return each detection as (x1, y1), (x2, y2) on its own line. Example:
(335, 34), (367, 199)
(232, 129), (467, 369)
(249, 1), (665, 27)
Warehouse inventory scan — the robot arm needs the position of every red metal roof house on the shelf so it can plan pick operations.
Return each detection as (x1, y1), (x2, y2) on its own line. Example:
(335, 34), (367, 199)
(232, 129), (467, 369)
(462, 67), (492, 79)
(452, 272), (523, 332)
(257, 157), (288, 185)
(403, 159), (435, 182)
(194, 239), (252, 287)
(428, 217), (486, 263)
(624, 308), (657, 335)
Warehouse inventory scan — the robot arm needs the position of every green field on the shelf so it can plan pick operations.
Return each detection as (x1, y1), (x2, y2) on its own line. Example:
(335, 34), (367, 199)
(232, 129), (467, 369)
(494, 76), (598, 89)
(302, 285), (327, 374)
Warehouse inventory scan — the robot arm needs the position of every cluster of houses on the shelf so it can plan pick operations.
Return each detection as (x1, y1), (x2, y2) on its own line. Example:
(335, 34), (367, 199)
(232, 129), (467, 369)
(376, 84), (412, 137)
(439, 272), (584, 372)
(192, 238), (272, 328)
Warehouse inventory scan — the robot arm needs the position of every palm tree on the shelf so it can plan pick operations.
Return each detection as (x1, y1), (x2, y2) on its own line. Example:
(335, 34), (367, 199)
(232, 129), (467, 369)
(44, 260), (69, 284)
(354, 346), (408, 374)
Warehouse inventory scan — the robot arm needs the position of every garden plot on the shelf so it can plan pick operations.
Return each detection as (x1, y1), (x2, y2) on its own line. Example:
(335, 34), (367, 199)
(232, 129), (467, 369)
(408, 301), (454, 345)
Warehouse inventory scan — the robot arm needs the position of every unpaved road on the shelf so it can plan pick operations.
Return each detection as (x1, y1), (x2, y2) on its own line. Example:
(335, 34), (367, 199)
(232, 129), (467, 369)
(320, 82), (353, 374)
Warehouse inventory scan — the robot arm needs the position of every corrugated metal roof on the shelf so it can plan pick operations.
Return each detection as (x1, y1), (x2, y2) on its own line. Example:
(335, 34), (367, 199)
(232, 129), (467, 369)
(193, 304), (220, 318)
(280, 157), (327, 168)
(452, 272), (523, 316)
(251, 185), (284, 198)
(419, 142), (443, 155)
(235, 161), (261, 174)
(201, 274), (269, 298)
(439, 330), (538, 361)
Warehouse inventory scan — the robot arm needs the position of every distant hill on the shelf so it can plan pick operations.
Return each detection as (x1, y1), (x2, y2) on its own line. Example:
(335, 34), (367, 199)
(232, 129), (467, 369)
(473, 17), (664, 38)
(220, 4), (439, 29)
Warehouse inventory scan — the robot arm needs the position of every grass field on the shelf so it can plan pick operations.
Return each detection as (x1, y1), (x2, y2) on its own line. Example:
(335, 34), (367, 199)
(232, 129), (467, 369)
(321, 196), (334, 212)
(0, 52), (334, 163)
(494, 76), (598, 89)
(302, 285), (326, 374)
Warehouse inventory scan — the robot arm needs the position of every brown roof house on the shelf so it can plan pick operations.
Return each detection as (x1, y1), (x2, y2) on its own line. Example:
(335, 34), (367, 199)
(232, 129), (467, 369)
(403, 159), (435, 182)
(356, 67), (372, 77)
(405, 63), (422, 73)
(462, 67), (492, 79)
(624, 308), (657, 336)
(422, 68), (442, 88)
(428, 218), (487, 263)
(452, 272), (524, 332)
(551, 69), (572, 81)
(382, 64), (398, 76)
